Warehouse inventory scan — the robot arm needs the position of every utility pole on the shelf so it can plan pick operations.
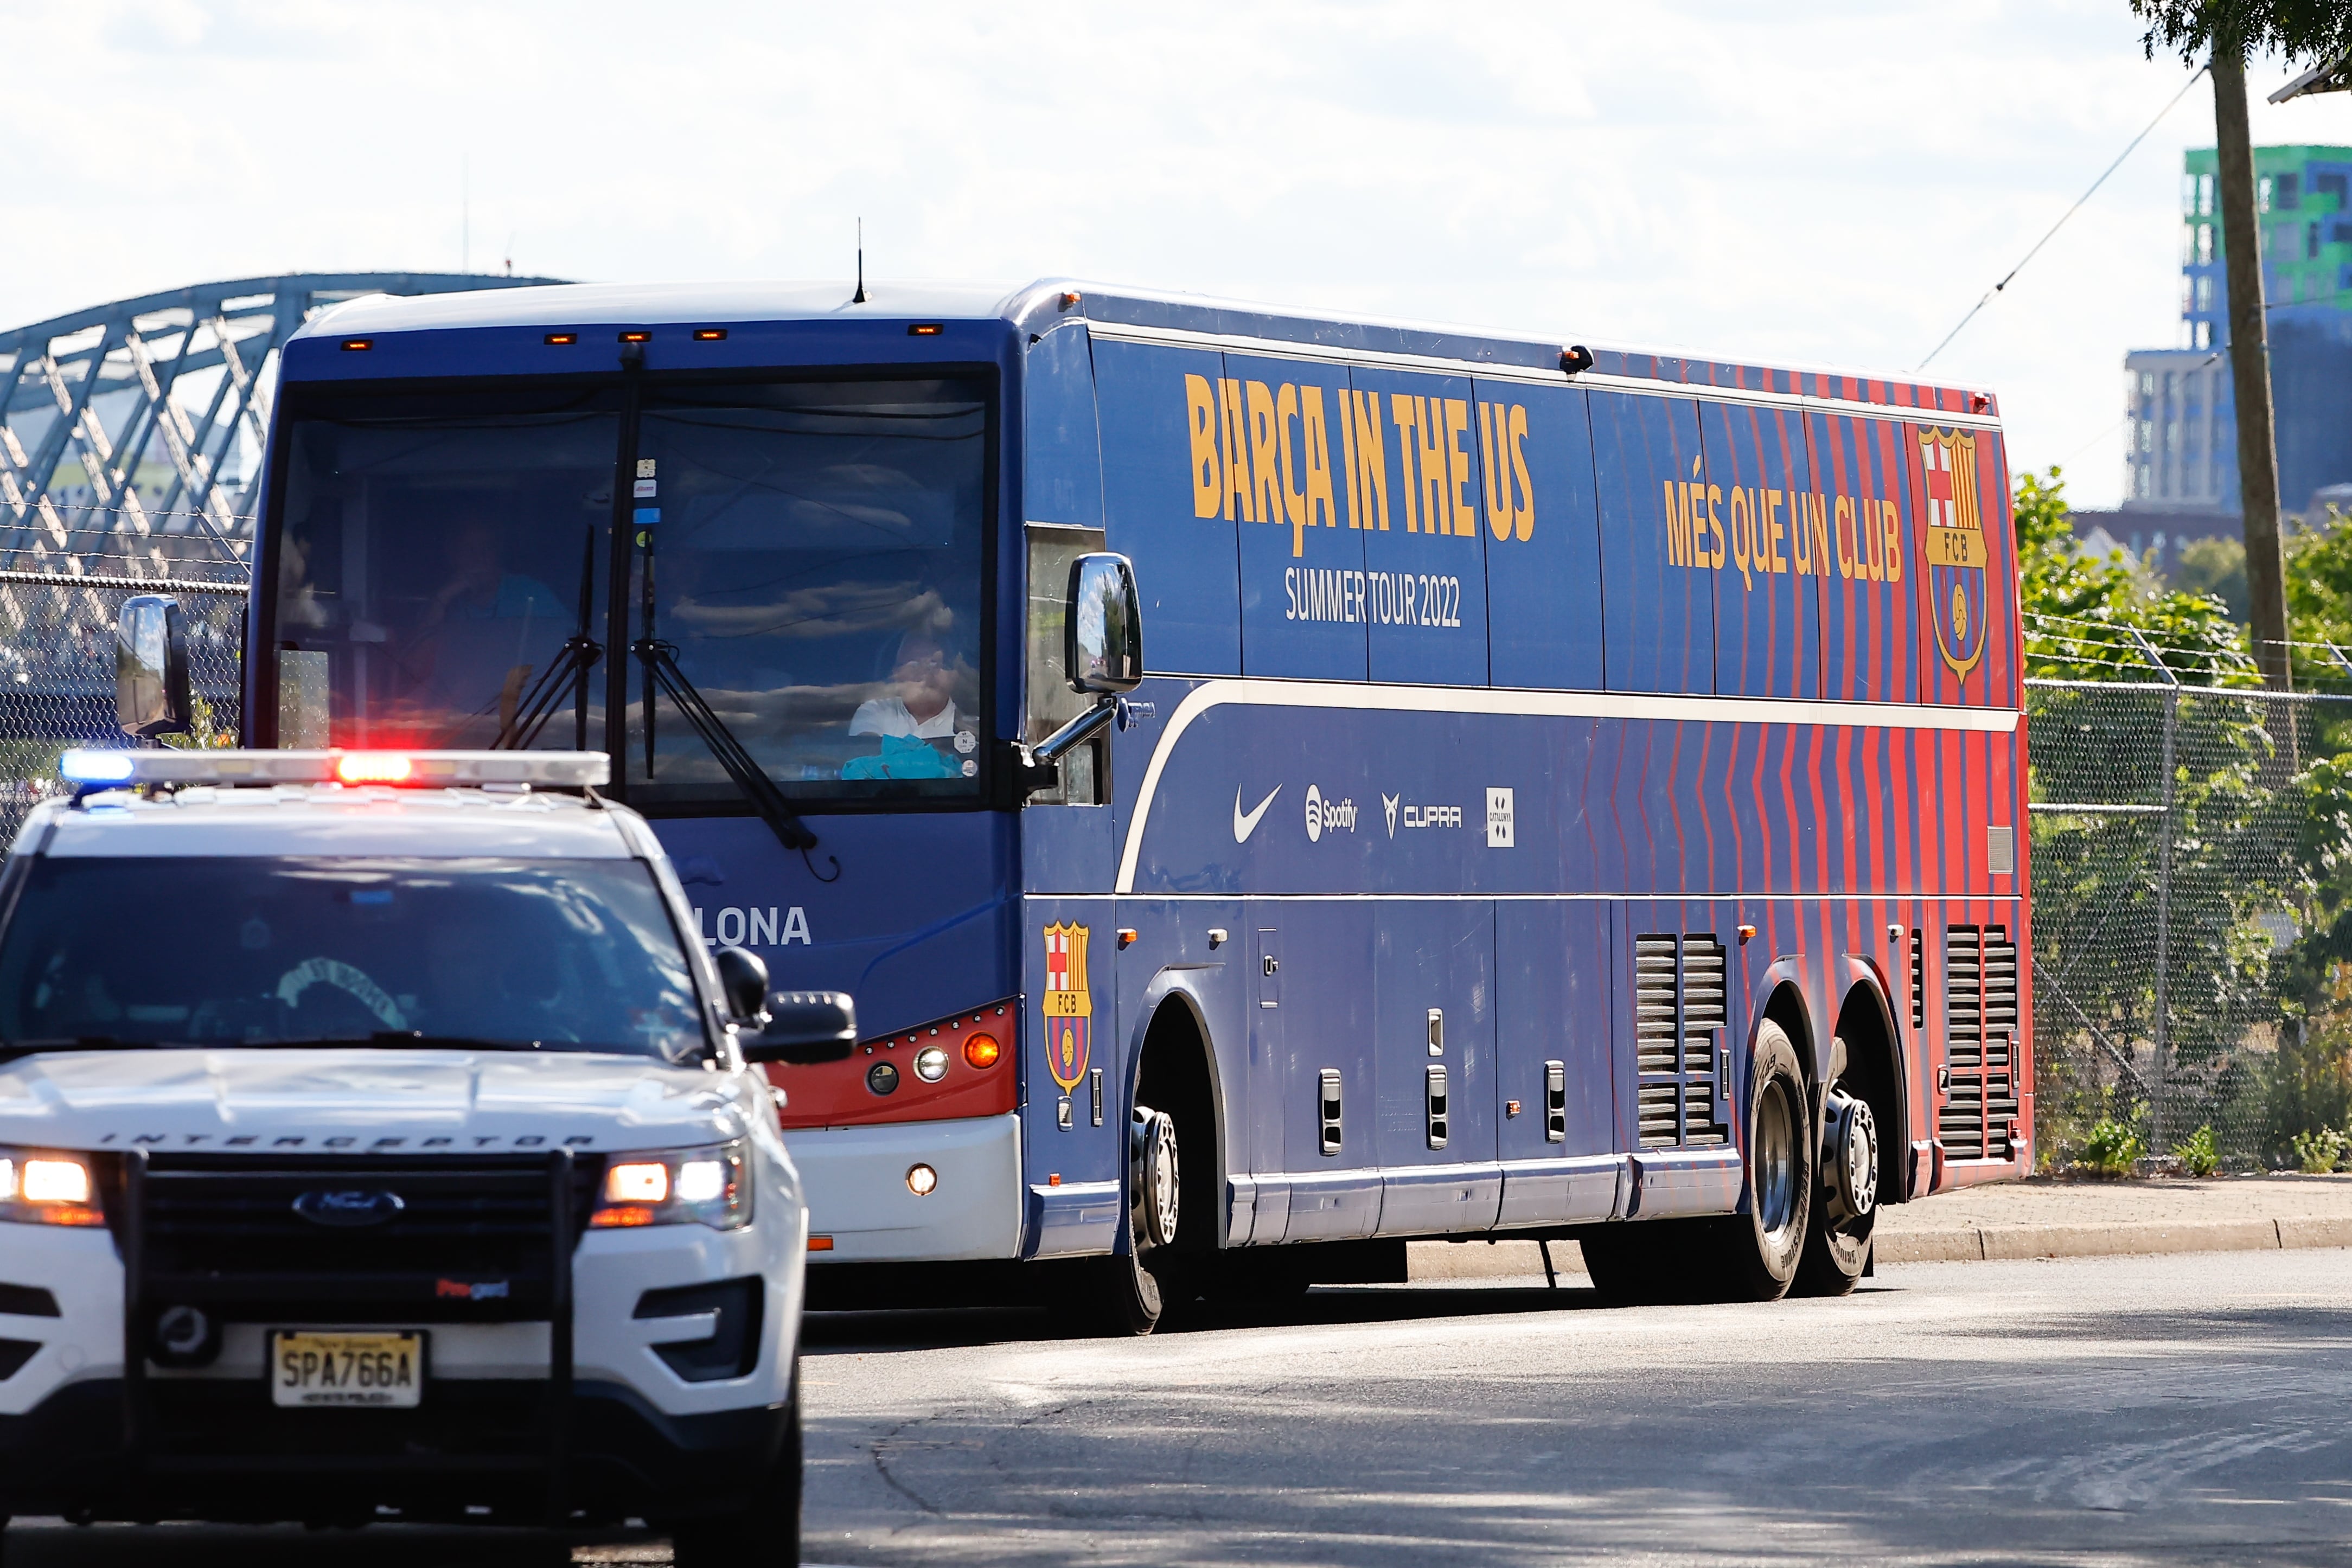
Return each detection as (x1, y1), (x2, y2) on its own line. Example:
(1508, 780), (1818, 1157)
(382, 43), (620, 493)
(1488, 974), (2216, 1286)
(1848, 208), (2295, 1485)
(2212, 43), (2292, 692)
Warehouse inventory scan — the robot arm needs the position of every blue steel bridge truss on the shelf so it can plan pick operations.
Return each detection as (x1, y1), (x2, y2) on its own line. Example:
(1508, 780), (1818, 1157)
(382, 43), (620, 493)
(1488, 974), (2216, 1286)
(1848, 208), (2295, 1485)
(0, 273), (562, 584)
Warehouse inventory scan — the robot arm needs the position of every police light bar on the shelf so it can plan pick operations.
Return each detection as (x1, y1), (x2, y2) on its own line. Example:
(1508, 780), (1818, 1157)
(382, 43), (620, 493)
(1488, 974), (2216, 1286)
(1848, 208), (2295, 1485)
(57, 750), (611, 789)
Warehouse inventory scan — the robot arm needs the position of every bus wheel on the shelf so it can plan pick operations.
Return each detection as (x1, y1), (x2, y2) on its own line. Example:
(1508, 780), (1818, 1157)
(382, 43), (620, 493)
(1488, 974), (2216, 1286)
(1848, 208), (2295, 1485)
(1793, 1060), (1879, 1296)
(1086, 1104), (1180, 1336)
(1697, 1020), (1812, 1302)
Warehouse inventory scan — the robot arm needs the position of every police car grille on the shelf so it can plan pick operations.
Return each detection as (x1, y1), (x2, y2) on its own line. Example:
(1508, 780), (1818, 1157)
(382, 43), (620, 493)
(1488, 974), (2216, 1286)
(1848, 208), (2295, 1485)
(119, 1154), (603, 1320)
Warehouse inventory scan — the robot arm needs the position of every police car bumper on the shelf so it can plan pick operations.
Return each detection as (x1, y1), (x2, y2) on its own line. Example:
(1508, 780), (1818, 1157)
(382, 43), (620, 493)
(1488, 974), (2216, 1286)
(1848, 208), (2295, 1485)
(787, 1111), (1023, 1263)
(0, 1223), (804, 1524)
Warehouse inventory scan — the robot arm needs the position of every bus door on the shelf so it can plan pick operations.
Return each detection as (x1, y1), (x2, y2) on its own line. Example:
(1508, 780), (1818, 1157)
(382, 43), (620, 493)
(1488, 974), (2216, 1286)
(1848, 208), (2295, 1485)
(1370, 900), (1500, 1235)
(1270, 902), (1380, 1241)
(1493, 900), (1621, 1224)
(1619, 901), (1744, 1219)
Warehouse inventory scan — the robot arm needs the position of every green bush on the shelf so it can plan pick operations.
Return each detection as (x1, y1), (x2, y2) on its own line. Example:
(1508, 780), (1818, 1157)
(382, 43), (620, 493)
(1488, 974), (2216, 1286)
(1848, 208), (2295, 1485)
(2180, 1123), (2222, 1177)
(2079, 1113), (2147, 1176)
(2291, 1127), (2350, 1174)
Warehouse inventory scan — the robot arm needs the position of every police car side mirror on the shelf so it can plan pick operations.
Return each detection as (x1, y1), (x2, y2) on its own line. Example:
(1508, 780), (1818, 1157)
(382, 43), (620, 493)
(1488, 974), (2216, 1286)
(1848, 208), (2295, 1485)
(714, 946), (770, 1027)
(1064, 552), (1142, 696)
(117, 594), (193, 739)
(743, 990), (859, 1065)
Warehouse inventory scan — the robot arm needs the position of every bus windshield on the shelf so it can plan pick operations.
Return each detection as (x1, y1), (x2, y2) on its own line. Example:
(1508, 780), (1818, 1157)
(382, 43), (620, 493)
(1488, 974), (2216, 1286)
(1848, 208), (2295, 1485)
(269, 375), (990, 805)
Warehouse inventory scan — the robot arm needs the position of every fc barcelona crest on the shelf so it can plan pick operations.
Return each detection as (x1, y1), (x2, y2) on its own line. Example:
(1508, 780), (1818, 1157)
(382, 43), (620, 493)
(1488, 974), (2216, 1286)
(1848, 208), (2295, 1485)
(1920, 427), (1990, 680)
(1041, 921), (1092, 1093)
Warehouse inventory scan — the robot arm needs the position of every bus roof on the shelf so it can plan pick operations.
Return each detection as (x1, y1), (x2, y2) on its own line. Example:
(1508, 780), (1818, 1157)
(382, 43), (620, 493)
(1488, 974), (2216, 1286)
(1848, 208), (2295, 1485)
(292, 278), (1999, 418)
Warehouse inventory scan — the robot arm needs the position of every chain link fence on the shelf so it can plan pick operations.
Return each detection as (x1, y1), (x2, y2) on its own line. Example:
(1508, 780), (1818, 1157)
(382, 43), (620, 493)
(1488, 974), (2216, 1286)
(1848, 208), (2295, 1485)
(2027, 676), (2352, 1172)
(0, 557), (245, 847)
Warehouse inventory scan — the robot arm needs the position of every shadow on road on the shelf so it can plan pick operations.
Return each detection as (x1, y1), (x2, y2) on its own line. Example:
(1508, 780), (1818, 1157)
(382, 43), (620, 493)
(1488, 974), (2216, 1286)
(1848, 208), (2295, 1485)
(804, 1276), (1912, 1352)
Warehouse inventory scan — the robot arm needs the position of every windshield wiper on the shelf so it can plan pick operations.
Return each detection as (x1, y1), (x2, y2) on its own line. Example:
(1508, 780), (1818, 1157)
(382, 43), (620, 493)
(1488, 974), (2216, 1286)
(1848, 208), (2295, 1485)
(631, 638), (841, 882)
(491, 525), (604, 751)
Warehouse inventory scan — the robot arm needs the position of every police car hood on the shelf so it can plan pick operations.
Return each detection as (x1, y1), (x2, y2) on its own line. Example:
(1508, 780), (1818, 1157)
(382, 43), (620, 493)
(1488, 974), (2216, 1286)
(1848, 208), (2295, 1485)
(0, 1048), (759, 1156)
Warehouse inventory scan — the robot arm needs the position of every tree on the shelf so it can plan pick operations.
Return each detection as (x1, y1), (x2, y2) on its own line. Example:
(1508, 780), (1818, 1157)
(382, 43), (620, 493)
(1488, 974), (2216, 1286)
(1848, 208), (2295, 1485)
(2131, 2), (2352, 693)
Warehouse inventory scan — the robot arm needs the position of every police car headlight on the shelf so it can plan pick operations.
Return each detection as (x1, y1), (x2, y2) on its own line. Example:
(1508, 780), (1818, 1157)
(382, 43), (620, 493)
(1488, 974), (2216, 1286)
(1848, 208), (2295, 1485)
(590, 1140), (750, 1232)
(0, 1146), (103, 1227)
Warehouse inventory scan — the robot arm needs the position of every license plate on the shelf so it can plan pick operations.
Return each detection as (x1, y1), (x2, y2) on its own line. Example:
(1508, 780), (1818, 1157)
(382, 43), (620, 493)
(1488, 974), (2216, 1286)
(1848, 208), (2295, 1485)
(270, 1330), (424, 1409)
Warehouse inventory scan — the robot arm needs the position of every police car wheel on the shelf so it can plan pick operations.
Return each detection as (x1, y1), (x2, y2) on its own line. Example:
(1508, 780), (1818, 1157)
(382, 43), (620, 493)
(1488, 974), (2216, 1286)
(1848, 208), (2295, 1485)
(667, 1376), (802, 1568)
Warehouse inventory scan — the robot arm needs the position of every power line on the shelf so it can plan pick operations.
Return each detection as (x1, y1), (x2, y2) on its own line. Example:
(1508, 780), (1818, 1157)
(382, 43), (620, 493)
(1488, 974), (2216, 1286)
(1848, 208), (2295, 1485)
(1920, 67), (2210, 370)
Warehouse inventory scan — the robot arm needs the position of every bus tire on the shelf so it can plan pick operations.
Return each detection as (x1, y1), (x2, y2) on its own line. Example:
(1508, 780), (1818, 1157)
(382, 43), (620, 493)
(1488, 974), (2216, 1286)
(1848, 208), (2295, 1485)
(1084, 1103), (1179, 1335)
(1793, 1055), (1880, 1297)
(1694, 1020), (1812, 1302)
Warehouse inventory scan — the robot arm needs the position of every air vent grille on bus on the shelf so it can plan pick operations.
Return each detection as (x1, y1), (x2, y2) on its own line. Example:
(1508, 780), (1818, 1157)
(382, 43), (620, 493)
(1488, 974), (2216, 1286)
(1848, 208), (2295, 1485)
(1634, 932), (1729, 1149)
(1938, 925), (2019, 1160)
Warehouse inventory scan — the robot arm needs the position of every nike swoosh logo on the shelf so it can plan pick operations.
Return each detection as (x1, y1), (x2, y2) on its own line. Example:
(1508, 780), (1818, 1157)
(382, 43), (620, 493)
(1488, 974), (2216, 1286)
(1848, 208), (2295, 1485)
(1233, 784), (1281, 844)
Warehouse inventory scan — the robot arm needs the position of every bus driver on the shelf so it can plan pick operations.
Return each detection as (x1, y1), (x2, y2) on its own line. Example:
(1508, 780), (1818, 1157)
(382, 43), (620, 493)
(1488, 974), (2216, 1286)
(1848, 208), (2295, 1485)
(843, 629), (972, 779)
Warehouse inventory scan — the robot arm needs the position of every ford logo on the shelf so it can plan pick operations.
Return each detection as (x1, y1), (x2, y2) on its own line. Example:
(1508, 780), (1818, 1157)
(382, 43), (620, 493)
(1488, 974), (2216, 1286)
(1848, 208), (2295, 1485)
(291, 1188), (406, 1228)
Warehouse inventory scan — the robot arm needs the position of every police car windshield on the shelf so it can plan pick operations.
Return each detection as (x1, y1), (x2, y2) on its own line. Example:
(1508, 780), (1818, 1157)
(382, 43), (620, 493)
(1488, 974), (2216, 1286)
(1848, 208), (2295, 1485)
(0, 857), (707, 1059)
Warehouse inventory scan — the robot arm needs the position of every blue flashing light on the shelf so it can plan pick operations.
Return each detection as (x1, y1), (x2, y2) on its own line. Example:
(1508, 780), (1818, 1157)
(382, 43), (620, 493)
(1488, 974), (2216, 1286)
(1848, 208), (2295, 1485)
(59, 750), (135, 784)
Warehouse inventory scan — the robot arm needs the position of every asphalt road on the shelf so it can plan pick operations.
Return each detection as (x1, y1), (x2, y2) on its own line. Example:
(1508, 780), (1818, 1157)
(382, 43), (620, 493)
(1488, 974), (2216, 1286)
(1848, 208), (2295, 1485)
(7, 1249), (2350, 1566)
(794, 1250), (2352, 1568)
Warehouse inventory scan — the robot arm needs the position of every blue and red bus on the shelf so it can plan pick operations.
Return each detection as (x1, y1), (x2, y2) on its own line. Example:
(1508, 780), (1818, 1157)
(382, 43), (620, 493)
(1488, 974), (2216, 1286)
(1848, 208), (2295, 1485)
(246, 279), (2028, 1328)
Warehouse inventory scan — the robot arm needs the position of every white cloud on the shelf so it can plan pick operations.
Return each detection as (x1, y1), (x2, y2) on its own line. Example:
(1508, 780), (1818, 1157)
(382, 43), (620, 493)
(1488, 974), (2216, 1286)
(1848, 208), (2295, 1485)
(6, 0), (2348, 508)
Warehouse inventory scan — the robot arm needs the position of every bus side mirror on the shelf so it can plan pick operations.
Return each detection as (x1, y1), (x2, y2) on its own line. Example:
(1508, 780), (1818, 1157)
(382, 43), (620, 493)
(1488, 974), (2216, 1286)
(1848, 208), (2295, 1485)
(1029, 553), (1142, 771)
(742, 990), (859, 1065)
(1064, 552), (1142, 696)
(116, 594), (193, 739)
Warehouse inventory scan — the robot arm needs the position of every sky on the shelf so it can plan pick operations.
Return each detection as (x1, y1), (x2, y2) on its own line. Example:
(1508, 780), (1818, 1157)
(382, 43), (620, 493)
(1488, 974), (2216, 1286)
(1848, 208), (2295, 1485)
(7, 0), (2350, 510)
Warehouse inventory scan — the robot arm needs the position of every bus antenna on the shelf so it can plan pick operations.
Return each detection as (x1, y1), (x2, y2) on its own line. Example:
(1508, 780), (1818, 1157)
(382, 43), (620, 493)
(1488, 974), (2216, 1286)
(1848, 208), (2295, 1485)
(852, 217), (867, 304)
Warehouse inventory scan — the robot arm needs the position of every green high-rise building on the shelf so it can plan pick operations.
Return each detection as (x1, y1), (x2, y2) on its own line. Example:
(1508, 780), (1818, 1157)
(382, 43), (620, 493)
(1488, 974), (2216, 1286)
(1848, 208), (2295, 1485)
(2125, 145), (2352, 520)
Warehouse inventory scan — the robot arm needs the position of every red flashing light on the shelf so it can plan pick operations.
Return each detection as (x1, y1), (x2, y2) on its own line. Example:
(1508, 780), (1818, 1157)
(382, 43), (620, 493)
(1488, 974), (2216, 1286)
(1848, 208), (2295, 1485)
(335, 753), (413, 784)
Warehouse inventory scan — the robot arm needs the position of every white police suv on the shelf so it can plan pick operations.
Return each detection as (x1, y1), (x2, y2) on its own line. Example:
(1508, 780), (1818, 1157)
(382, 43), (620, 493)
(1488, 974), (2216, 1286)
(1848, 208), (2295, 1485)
(0, 744), (843, 1566)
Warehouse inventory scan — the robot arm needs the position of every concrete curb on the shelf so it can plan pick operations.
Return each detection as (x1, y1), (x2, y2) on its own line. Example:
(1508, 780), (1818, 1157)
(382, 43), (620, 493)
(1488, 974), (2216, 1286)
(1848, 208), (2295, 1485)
(1406, 1215), (2352, 1282)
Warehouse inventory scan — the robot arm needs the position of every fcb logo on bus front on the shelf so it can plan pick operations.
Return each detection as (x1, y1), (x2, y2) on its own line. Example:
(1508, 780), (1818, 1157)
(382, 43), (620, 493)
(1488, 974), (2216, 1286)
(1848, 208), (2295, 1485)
(1920, 428), (1989, 679)
(1041, 921), (1092, 1092)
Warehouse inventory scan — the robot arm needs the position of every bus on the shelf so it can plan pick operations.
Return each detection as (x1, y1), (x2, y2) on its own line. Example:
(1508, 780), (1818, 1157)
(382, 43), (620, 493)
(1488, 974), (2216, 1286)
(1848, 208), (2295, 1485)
(244, 279), (2028, 1330)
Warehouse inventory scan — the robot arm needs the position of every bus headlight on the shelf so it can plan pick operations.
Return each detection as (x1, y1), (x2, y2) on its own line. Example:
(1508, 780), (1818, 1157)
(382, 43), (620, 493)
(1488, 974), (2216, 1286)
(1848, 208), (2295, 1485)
(0, 1147), (103, 1226)
(590, 1140), (750, 1231)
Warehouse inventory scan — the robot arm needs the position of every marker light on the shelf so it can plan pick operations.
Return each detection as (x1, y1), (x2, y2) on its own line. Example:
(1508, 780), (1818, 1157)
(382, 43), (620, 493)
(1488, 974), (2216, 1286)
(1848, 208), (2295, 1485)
(962, 1033), (1000, 1070)
(60, 750), (135, 784)
(618, 330), (651, 343)
(913, 1045), (950, 1083)
(341, 338), (373, 351)
(907, 323), (943, 336)
(545, 331), (578, 345)
(905, 1163), (938, 1197)
(336, 752), (413, 784)
(1060, 291), (1082, 309)
(604, 1161), (669, 1204)
(692, 328), (727, 341)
